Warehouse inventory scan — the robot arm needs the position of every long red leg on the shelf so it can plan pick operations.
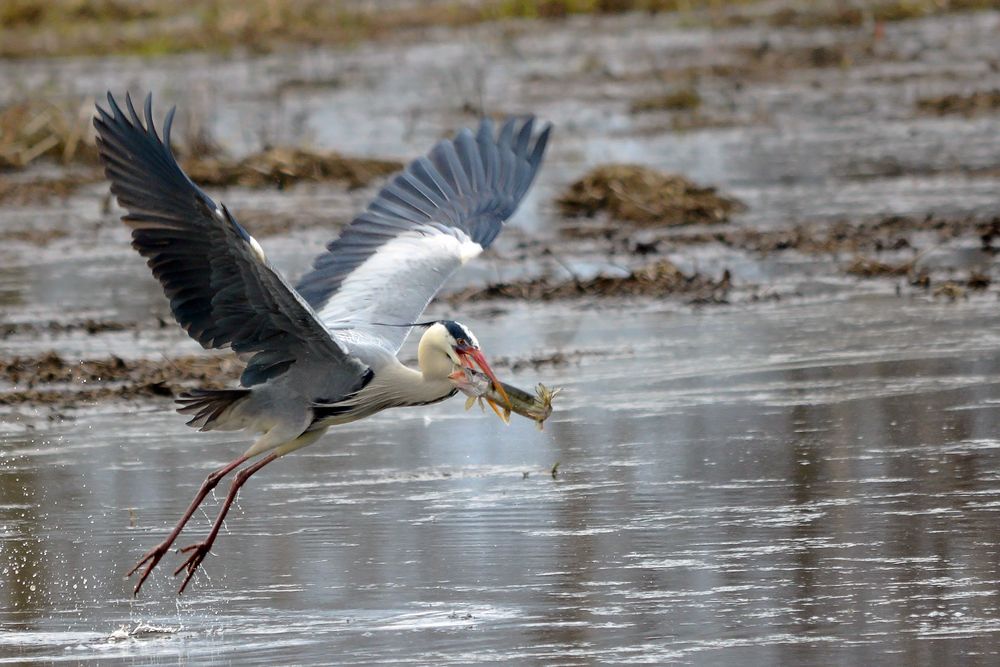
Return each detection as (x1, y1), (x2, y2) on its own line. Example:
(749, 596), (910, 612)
(127, 453), (250, 596)
(174, 452), (280, 594)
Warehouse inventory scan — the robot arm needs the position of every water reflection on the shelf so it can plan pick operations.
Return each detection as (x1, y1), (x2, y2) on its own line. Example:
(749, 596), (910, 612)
(3, 298), (1000, 663)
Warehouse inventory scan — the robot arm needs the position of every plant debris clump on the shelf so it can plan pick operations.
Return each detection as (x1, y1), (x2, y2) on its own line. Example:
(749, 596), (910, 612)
(557, 164), (745, 226)
(0, 101), (97, 169)
(631, 88), (702, 113)
(0, 351), (242, 405)
(845, 256), (913, 278)
(916, 90), (1000, 117)
(450, 260), (731, 302)
(183, 147), (403, 189)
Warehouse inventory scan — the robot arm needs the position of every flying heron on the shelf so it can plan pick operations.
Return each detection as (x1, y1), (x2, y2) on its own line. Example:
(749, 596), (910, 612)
(93, 92), (550, 595)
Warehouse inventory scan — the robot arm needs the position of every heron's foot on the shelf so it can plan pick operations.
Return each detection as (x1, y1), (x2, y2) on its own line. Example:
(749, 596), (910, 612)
(173, 541), (212, 593)
(126, 542), (172, 596)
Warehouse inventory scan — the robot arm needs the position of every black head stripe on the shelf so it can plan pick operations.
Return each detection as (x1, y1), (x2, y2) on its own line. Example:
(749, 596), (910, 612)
(441, 320), (474, 345)
(441, 320), (482, 349)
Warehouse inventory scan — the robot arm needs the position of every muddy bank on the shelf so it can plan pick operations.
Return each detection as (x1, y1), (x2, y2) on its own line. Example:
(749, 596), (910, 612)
(183, 148), (403, 190)
(917, 89), (1000, 117)
(0, 148), (400, 205)
(581, 213), (1000, 258)
(0, 319), (139, 339)
(0, 352), (240, 406)
(449, 259), (732, 303)
(0, 93), (401, 211)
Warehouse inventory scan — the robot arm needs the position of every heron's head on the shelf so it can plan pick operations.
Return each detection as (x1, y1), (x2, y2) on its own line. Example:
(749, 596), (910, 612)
(419, 320), (511, 409)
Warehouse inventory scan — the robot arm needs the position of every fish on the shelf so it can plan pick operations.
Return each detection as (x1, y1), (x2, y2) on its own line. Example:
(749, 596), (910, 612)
(453, 367), (559, 430)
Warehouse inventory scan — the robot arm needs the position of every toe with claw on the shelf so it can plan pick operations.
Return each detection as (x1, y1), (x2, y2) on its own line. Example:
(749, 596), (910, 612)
(174, 542), (212, 594)
(127, 543), (171, 596)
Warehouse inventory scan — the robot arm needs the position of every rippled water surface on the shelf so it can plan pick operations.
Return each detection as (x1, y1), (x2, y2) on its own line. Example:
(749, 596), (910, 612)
(6, 297), (1000, 665)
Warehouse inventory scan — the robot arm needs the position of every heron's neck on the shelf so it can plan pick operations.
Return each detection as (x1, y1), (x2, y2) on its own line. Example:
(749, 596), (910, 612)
(381, 359), (455, 406)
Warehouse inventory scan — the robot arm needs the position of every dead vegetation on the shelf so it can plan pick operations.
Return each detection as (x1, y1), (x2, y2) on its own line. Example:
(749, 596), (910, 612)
(0, 101), (97, 169)
(630, 88), (702, 113)
(844, 256), (914, 278)
(575, 213), (1000, 256)
(0, 351), (241, 406)
(0, 319), (135, 339)
(558, 164), (745, 226)
(0, 226), (72, 245)
(0, 1), (719, 58)
(0, 96), (403, 208)
(3, 0), (996, 59)
(449, 259), (731, 303)
(746, 0), (1000, 29)
(183, 147), (403, 190)
(916, 90), (1000, 117)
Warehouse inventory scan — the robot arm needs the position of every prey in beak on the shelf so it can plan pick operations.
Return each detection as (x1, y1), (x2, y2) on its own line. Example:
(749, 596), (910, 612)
(450, 343), (512, 418)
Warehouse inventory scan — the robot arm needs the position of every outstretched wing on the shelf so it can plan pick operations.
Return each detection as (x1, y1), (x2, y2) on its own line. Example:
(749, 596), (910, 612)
(295, 117), (551, 353)
(94, 92), (368, 390)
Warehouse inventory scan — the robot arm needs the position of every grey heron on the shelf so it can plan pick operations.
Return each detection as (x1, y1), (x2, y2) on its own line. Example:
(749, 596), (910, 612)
(93, 92), (550, 595)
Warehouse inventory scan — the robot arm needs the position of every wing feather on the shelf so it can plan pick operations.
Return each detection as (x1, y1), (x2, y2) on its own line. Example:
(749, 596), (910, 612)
(94, 92), (367, 393)
(296, 116), (551, 353)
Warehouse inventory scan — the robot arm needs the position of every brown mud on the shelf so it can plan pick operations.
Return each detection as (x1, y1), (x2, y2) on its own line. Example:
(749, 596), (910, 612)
(449, 259), (732, 303)
(0, 319), (138, 339)
(0, 351), (241, 407)
(917, 90), (1000, 117)
(571, 212), (1000, 258)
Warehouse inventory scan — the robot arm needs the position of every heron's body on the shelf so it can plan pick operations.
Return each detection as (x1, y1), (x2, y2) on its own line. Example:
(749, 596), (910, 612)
(93, 92), (550, 594)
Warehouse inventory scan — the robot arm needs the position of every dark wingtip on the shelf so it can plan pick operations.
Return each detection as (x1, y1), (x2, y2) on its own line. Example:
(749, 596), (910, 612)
(125, 91), (142, 128)
(529, 122), (552, 168)
(144, 92), (158, 140)
(163, 106), (177, 156)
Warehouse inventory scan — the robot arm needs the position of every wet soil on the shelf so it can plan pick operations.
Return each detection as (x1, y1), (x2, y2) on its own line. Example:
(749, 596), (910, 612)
(450, 259), (732, 303)
(0, 319), (135, 338)
(0, 351), (240, 406)
(917, 89), (1000, 117)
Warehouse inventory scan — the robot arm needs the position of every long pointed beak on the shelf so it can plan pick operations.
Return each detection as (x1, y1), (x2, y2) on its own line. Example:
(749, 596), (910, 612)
(460, 347), (512, 410)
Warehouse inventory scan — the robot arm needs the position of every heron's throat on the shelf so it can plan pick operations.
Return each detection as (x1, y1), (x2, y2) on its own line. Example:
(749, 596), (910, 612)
(416, 330), (457, 382)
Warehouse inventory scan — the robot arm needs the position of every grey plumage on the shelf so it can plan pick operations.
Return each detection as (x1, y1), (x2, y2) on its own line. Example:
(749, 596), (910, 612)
(94, 92), (368, 398)
(95, 91), (551, 595)
(176, 388), (251, 430)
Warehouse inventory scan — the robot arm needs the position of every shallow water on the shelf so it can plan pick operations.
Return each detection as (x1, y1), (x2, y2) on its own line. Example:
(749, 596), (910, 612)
(4, 4), (1000, 665)
(5, 297), (1000, 665)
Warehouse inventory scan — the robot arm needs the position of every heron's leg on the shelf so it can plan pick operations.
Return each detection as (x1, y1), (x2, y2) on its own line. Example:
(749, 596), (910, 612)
(127, 453), (250, 596)
(174, 452), (280, 594)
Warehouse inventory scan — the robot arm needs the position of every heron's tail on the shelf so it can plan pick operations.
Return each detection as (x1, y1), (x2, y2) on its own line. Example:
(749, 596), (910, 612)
(176, 388), (251, 431)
